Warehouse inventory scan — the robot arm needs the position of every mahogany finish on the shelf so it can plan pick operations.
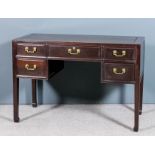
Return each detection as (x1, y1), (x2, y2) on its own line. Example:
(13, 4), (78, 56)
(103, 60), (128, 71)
(17, 59), (48, 78)
(49, 45), (101, 60)
(102, 63), (135, 82)
(104, 47), (135, 60)
(17, 43), (47, 58)
(32, 79), (37, 107)
(12, 34), (145, 132)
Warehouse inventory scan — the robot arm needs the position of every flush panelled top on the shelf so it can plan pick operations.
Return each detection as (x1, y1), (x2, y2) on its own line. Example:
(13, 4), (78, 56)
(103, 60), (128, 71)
(13, 33), (144, 44)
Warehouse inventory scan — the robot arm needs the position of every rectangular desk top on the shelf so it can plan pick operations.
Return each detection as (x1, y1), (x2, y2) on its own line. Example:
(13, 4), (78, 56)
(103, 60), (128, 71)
(13, 33), (144, 45)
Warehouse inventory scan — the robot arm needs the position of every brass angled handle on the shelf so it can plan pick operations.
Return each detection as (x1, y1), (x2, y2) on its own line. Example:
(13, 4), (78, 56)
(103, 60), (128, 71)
(25, 47), (37, 54)
(68, 47), (80, 55)
(113, 50), (126, 57)
(113, 67), (126, 75)
(25, 64), (37, 71)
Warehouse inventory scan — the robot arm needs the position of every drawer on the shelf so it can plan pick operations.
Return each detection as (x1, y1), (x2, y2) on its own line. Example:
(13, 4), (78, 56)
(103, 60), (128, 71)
(17, 59), (48, 78)
(17, 43), (47, 57)
(49, 45), (101, 60)
(102, 63), (135, 82)
(104, 47), (135, 60)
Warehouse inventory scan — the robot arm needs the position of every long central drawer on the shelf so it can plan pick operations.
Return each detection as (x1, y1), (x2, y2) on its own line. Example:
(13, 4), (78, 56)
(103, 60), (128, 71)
(48, 45), (101, 60)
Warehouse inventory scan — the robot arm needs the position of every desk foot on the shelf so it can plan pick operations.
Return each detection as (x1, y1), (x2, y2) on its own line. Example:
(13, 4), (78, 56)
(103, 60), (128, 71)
(139, 110), (142, 115)
(133, 126), (139, 132)
(14, 117), (20, 123)
(32, 103), (37, 107)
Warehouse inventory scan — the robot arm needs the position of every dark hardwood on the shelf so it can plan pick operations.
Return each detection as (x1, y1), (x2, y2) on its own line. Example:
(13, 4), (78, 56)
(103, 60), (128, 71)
(16, 58), (64, 79)
(139, 75), (144, 115)
(17, 43), (47, 58)
(102, 63), (135, 82)
(134, 65), (141, 131)
(32, 79), (37, 107)
(12, 34), (145, 131)
(104, 47), (135, 60)
(49, 44), (101, 59)
(12, 41), (19, 122)
(17, 58), (48, 78)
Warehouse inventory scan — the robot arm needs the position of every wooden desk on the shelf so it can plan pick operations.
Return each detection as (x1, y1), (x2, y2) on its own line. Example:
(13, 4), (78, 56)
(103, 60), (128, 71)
(12, 34), (145, 131)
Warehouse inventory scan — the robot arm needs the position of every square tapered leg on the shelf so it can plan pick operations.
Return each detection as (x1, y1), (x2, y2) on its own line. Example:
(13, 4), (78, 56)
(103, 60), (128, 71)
(139, 75), (144, 115)
(13, 78), (19, 122)
(32, 79), (37, 107)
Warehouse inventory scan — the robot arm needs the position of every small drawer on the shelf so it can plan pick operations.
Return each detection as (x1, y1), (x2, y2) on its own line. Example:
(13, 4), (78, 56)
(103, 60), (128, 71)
(17, 59), (48, 78)
(17, 43), (46, 57)
(49, 45), (101, 60)
(102, 63), (135, 82)
(104, 47), (135, 60)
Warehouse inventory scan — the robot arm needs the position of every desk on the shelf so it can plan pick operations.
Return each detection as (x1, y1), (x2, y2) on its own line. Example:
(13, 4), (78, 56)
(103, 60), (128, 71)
(12, 34), (145, 131)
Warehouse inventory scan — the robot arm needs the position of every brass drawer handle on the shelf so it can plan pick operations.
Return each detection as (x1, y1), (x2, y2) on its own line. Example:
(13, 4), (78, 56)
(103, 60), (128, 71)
(113, 50), (126, 57)
(68, 47), (80, 55)
(113, 68), (126, 75)
(25, 47), (37, 54)
(25, 64), (37, 71)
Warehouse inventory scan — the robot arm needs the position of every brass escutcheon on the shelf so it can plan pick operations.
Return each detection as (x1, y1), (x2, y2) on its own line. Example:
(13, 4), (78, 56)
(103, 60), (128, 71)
(113, 50), (126, 57)
(113, 67), (126, 75)
(25, 64), (37, 71)
(68, 47), (80, 55)
(25, 47), (37, 54)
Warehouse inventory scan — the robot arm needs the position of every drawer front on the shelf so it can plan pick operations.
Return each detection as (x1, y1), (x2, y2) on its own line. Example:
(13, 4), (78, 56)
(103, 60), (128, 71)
(104, 47), (135, 60)
(17, 43), (46, 57)
(17, 59), (47, 78)
(49, 45), (101, 59)
(102, 63), (135, 82)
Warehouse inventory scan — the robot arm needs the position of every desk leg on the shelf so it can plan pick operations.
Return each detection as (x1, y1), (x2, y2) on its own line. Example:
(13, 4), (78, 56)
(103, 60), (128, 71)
(134, 77), (140, 132)
(13, 77), (19, 122)
(139, 75), (144, 115)
(32, 79), (37, 107)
